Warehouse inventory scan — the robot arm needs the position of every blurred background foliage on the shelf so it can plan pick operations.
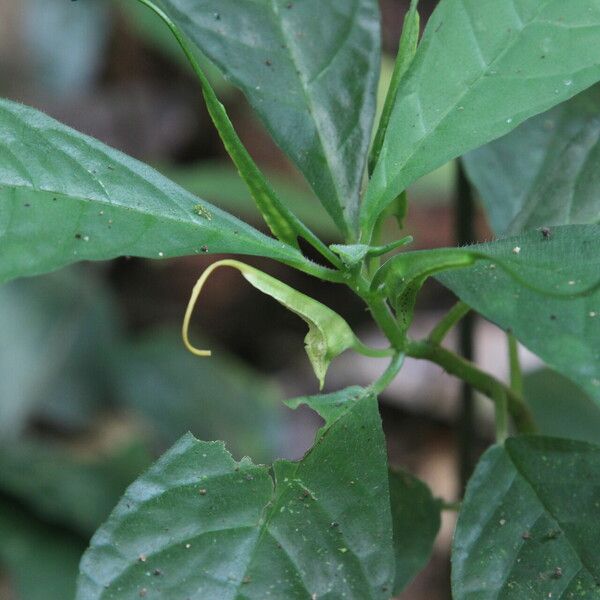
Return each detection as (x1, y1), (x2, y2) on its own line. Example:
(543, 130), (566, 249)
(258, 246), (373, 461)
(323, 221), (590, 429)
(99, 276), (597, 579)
(1, 1), (598, 599)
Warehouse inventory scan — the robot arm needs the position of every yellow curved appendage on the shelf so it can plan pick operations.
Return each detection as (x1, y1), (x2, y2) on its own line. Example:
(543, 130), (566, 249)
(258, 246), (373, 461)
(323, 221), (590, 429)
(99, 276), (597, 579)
(182, 259), (383, 387)
(182, 259), (240, 357)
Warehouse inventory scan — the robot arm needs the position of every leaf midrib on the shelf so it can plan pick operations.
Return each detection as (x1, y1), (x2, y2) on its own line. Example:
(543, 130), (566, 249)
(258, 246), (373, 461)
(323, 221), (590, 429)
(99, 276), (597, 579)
(505, 444), (600, 584)
(367, 0), (558, 223)
(233, 393), (381, 600)
(510, 112), (600, 233)
(267, 0), (359, 236)
(0, 183), (306, 267)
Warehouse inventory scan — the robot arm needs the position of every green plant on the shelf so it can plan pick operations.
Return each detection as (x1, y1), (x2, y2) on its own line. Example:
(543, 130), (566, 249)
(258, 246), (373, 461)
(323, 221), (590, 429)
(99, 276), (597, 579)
(1, 0), (600, 597)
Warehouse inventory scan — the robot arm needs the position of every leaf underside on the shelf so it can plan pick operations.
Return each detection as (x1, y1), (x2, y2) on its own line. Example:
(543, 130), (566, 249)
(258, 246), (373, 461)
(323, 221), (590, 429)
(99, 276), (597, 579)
(362, 0), (600, 236)
(0, 98), (306, 284)
(436, 225), (600, 401)
(159, 0), (381, 237)
(453, 436), (600, 599)
(464, 84), (600, 235)
(389, 468), (441, 595)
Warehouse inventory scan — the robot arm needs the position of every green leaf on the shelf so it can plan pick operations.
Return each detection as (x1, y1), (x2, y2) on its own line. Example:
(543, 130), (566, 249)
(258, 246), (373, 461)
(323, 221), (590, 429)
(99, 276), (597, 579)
(453, 436), (600, 599)
(165, 161), (338, 239)
(330, 236), (413, 269)
(158, 0), (381, 237)
(373, 248), (476, 335)
(389, 468), (441, 595)
(77, 388), (395, 599)
(361, 0), (600, 239)
(464, 84), (600, 235)
(437, 225), (600, 401)
(369, 0), (420, 175)
(0, 499), (84, 600)
(524, 369), (600, 446)
(184, 259), (358, 388)
(0, 98), (310, 284)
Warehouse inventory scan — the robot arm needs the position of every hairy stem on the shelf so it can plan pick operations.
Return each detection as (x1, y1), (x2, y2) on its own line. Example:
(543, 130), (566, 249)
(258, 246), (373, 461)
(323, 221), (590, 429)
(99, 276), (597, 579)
(406, 340), (537, 434)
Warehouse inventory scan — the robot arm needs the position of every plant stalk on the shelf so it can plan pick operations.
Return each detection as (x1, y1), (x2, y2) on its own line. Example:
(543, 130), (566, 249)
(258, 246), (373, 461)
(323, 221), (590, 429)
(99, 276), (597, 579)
(405, 340), (537, 435)
(508, 333), (523, 395)
(370, 353), (406, 395)
(428, 301), (471, 345)
(455, 163), (476, 490)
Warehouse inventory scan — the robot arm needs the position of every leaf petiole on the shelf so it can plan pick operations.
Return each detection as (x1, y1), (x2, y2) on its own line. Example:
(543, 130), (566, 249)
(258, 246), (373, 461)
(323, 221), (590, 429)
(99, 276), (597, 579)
(370, 353), (406, 395)
(133, 0), (343, 271)
(369, 0), (421, 176)
(428, 301), (471, 345)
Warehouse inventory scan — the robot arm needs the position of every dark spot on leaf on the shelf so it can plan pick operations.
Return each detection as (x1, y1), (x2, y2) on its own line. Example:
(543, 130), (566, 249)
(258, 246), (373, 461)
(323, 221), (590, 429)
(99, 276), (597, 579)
(242, 576), (252, 584)
(153, 569), (162, 576)
(540, 226), (552, 239)
(214, 12), (220, 20)
(544, 529), (561, 540)
(201, 245), (208, 253)
(330, 522), (339, 528)
(550, 314), (557, 320)
(265, 59), (272, 67)
(23, 203), (30, 207)
(139, 589), (147, 598)
(199, 488), (207, 496)
(552, 567), (563, 579)
(75, 233), (82, 240)
(522, 531), (531, 540)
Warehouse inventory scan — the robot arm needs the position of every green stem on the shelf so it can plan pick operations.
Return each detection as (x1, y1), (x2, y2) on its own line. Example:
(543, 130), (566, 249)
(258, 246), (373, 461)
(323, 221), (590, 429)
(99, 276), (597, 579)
(495, 390), (509, 443)
(369, 1), (420, 175)
(454, 162), (477, 490)
(508, 333), (523, 395)
(365, 295), (406, 350)
(439, 499), (462, 512)
(353, 339), (396, 359)
(428, 301), (471, 345)
(406, 340), (537, 434)
(134, 0), (343, 271)
(370, 353), (406, 395)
